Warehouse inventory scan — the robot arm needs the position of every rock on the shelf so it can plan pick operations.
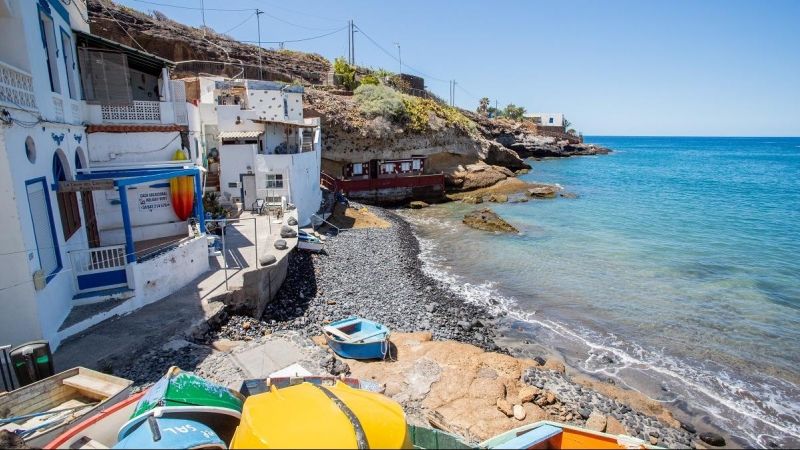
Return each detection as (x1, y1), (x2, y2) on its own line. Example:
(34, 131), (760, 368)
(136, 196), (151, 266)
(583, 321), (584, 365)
(578, 408), (592, 420)
(457, 320), (472, 331)
(649, 436), (659, 445)
(477, 368), (498, 379)
(462, 208), (519, 233)
(585, 411), (607, 432)
(527, 186), (558, 198)
(605, 416), (626, 435)
(699, 432), (726, 447)
(513, 404), (526, 420)
(497, 398), (514, 417)
(462, 196), (483, 204)
(280, 226), (297, 238)
(274, 239), (287, 250)
(680, 421), (696, 434)
(425, 304), (436, 313)
(409, 201), (429, 209)
(488, 194), (508, 203)
(532, 356), (546, 366)
(287, 217), (298, 226)
(518, 386), (540, 403)
(259, 253), (277, 266)
(242, 322), (251, 330)
(560, 192), (579, 198)
(545, 392), (556, 405)
(515, 168), (530, 175)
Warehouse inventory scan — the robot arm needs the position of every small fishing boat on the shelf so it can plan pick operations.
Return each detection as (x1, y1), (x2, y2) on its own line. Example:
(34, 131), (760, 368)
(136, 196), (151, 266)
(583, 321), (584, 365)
(230, 377), (411, 448)
(0, 367), (132, 448)
(117, 366), (244, 444)
(238, 375), (385, 397)
(297, 230), (325, 252)
(47, 367), (245, 449)
(479, 420), (659, 449)
(322, 317), (391, 360)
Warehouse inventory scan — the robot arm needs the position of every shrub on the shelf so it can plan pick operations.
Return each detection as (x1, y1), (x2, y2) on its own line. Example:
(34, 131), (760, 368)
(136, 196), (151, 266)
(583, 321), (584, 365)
(353, 84), (405, 119)
(401, 96), (475, 134)
(334, 56), (358, 90)
(360, 75), (379, 86)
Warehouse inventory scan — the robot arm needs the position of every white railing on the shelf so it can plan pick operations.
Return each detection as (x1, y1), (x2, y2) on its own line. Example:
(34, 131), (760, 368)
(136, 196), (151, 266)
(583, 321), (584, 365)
(101, 100), (161, 123)
(53, 97), (64, 122)
(70, 245), (128, 293)
(71, 102), (81, 125)
(0, 60), (36, 109)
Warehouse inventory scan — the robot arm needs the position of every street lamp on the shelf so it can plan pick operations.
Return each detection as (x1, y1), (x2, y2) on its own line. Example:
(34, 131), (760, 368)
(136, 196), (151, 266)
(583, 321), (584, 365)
(394, 42), (401, 75)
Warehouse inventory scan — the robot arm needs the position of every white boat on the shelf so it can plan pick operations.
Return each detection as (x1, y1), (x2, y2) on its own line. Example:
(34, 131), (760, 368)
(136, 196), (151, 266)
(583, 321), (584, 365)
(297, 230), (326, 252)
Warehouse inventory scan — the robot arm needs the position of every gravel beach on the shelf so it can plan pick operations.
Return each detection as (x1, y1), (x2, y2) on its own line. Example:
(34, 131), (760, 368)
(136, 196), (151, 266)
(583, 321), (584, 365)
(111, 203), (700, 448)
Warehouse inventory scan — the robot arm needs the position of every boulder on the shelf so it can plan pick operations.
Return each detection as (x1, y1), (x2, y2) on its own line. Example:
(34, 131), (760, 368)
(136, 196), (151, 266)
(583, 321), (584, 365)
(606, 416), (626, 435)
(699, 432), (726, 447)
(527, 187), (558, 198)
(259, 253), (277, 266)
(488, 194), (508, 203)
(518, 386), (540, 403)
(274, 239), (287, 250)
(287, 217), (298, 226)
(496, 398), (513, 417)
(513, 404), (526, 420)
(462, 208), (519, 233)
(585, 412), (607, 432)
(462, 196), (483, 204)
(409, 201), (429, 209)
(515, 168), (530, 175)
(280, 225), (297, 238)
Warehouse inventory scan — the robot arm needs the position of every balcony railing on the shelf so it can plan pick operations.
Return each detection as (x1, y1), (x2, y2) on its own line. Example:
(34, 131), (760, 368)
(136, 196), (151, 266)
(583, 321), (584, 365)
(101, 100), (161, 123)
(0, 60), (36, 109)
(53, 97), (64, 122)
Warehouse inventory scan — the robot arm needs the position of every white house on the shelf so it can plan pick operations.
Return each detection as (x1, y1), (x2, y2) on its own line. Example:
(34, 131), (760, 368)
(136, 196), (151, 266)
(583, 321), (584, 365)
(523, 113), (565, 128)
(194, 78), (322, 226)
(0, 0), (208, 351)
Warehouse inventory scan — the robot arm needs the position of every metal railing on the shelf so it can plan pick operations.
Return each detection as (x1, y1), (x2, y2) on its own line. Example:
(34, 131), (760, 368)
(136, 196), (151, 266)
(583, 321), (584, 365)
(1, 344), (16, 392)
(311, 213), (340, 236)
(69, 245), (128, 293)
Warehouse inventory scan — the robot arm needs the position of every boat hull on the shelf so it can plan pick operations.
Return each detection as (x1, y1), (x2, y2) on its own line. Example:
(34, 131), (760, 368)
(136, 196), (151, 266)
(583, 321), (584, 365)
(479, 420), (659, 449)
(323, 317), (390, 360)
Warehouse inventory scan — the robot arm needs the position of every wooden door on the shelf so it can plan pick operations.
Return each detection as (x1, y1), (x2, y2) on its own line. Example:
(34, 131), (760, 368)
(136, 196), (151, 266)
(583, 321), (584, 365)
(242, 175), (257, 208)
(81, 191), (101, 248)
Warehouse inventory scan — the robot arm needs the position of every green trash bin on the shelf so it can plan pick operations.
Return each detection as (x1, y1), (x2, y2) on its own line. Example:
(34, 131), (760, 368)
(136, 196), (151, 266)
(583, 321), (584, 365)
(10, 340), (54, 387)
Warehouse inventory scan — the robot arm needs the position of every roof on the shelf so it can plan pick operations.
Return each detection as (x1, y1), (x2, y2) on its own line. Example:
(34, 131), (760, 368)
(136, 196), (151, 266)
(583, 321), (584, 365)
(250, 119), (318, 128)
(87, 125), (183, 133)
(219, 130), (265, 139)
(74, 30), (176, 74)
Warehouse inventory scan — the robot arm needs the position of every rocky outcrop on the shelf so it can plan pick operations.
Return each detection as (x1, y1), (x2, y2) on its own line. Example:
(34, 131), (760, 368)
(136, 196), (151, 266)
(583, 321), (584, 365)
(463, 208), (519, 233)
(446, 162), (515, 192)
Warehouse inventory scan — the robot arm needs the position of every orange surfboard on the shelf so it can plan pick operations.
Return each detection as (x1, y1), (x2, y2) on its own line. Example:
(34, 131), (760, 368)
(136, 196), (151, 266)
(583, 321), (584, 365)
(169, 150), (195, 221)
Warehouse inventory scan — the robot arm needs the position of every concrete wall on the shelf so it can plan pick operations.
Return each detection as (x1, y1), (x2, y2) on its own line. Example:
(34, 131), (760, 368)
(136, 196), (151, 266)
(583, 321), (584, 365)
(131, 236), (208, 309)
(87, 131), (183, 165)
(219, 144), (256, 204)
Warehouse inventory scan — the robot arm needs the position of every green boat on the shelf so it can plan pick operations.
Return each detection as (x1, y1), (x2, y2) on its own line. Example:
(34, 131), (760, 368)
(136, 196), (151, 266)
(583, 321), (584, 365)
(117, 366), (245, 443)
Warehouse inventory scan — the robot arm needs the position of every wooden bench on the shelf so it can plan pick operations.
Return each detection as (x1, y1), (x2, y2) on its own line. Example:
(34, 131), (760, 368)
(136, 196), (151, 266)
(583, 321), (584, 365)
(62, 374), (120, 399)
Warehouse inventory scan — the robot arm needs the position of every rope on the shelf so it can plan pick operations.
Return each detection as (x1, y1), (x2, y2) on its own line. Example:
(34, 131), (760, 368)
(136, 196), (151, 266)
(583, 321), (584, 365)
(311, 384), (369, 449)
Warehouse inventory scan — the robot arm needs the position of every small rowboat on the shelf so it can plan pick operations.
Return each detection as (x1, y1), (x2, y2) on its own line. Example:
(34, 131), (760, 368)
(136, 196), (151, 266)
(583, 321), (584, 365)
(297, 230), (325, 252)
(0, 367), (132, 448)
(479, 420), (659, 449)
(230, 378), (411, 449)
(323, 317), (391, 360)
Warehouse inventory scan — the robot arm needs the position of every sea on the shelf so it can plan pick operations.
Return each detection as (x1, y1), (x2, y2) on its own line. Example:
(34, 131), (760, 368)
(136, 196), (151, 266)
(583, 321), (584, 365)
(396, 136), (800, 448)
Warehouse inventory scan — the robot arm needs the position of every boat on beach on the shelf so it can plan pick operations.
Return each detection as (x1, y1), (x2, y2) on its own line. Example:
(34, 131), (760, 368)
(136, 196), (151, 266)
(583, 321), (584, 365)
(297, 229), (326, 252)
(0, 367), (132, 448)
(230, 376), (410, 448)
(323, 317), (391, 359)
(479, 420), (659, 449)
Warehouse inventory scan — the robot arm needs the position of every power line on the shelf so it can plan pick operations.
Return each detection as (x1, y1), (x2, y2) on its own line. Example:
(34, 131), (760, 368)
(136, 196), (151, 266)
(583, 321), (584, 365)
(221, 11), (255, 35)
(244, 1), (345, 22)
(240, 25), (347, 44)
(99, 0), (146, 50)
(257, 10), (341, 32)
(353, 25), (448, 84)
(133, 0), (253, 12)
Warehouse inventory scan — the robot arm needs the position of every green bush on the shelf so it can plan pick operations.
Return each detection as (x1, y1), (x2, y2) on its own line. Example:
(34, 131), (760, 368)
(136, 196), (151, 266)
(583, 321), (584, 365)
(401, 96), (475, 134)
(353, 84), (405, 119)
(360, 75), (379, 85)
(334, 56), (358, 90)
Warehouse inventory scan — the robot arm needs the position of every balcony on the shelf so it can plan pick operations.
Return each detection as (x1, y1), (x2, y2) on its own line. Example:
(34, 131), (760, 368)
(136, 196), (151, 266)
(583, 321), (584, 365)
(85, 100), (188, 126)
(0, 60), (36, 110)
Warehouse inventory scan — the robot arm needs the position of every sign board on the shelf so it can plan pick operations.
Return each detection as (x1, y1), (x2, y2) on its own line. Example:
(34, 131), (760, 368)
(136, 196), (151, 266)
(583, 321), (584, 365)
(58, 179), (115, 192)
(138, 190), (171, 212)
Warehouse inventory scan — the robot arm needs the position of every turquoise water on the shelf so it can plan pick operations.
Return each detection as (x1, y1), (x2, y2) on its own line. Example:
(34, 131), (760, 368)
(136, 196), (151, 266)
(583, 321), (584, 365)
(398, 137), (800, 448)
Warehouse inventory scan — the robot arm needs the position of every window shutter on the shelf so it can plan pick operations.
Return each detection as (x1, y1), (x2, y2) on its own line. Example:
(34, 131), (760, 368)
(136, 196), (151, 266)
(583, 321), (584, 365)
(78, 49), (132, 104)
(27, 182), (59, 275)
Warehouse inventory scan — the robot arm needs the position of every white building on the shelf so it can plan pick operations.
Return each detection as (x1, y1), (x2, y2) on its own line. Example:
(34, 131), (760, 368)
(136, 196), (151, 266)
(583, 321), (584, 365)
(0, 0), (208, 350)
(194, 78), (322, 226)
(523, 113), (565, 128)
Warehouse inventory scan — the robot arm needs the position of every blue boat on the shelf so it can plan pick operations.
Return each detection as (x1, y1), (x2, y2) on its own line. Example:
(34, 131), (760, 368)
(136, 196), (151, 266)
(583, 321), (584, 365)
(323, 317), (391, 359)
(114, 416), (225, 449)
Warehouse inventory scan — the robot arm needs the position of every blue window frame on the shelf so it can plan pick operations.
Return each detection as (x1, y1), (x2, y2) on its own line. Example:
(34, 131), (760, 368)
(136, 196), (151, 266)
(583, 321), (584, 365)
(25, 177), (62, 281)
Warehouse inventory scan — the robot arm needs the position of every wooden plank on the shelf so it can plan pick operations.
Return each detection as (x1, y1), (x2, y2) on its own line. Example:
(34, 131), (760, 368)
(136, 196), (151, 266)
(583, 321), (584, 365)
(58, 180), (114, 192)
(323, 326), (352, 341)
(63, 374), (120, 399)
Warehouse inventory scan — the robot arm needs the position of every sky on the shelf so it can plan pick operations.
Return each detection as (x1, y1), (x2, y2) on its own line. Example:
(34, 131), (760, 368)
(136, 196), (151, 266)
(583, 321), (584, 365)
(111, 0), (800, 137)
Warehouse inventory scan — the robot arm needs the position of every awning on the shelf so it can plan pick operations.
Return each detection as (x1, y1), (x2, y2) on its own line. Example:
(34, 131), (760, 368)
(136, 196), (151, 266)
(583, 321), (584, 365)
(219, 131), (265, 139)
(250, 119), (318, 128)
(74, 30), (176, 74)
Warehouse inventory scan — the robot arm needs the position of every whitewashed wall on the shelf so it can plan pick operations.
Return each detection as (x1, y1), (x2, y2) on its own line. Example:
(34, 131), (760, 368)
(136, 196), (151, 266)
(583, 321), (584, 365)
(130, 236), (208, 308)
(219, 144), (256, 204)
(246, 89), (286, 122)
(87, 131), (183, 164)
(525, 113), (565, 127)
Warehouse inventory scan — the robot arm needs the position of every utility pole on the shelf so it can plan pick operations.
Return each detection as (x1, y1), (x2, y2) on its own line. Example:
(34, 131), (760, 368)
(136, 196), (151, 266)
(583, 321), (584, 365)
(348, 21), (352, 65)
(394, 42), (401, 75)
(201, 0), (206, 36)
(256, 9), (264, 80)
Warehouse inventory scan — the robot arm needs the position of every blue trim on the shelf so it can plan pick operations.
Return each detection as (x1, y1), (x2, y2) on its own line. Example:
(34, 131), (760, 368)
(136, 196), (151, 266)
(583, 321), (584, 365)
(118, 187), (135, 264)
(77, 269), (127, 290)
(194, 172), (205, 233)
(60, 26), (76, 99)
(76, 167), (199, 180)
(149, 182), (170, 188)
(115, 169), (199, 187)
(44, 0), (70, 26)
(25, 177), (63, 282)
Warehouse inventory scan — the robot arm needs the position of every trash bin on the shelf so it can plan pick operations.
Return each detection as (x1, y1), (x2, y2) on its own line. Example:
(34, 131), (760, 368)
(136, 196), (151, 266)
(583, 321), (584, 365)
(10, 340), (54, 387)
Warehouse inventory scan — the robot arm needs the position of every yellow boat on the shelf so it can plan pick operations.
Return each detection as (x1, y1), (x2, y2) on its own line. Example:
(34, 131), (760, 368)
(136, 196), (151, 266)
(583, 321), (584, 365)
(230, 379), (412, 449)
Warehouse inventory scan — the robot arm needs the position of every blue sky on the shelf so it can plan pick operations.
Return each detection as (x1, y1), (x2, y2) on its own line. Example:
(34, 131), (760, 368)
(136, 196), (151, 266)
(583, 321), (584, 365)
(112, 0), (800, 136)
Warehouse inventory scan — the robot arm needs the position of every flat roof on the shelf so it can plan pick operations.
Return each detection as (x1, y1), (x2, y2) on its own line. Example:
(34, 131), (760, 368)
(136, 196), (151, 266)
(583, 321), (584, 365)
(250, 119), (318, 128)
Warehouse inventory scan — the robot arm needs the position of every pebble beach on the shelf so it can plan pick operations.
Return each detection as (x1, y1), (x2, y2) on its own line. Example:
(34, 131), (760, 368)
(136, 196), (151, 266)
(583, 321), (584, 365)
(112, 203), (702, 448)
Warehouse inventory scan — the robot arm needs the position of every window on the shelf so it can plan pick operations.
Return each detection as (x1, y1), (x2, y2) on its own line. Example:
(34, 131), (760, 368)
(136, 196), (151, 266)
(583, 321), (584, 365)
(53, 153), (81, 240)
(39, 11), (61, 94)
(78, 49), (132, 104)
(266, 174), (284, 189)
(352, 164), (362, 175)
(412, 159), (421, 170)
(26, 179), (61, 279)
(383, 164), (394, 173)
(61, 29), (77, 100)
(401, 162), (411, 172)
(548, 117), (554, 124)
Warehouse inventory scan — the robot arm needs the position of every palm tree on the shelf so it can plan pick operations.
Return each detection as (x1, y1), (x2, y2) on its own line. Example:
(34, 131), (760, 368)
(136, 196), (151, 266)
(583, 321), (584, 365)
(505, 103), (526, 120)
(567, 128), (577, 136)
(562, 118), (572, 129)
(477, 97), (490, 114)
